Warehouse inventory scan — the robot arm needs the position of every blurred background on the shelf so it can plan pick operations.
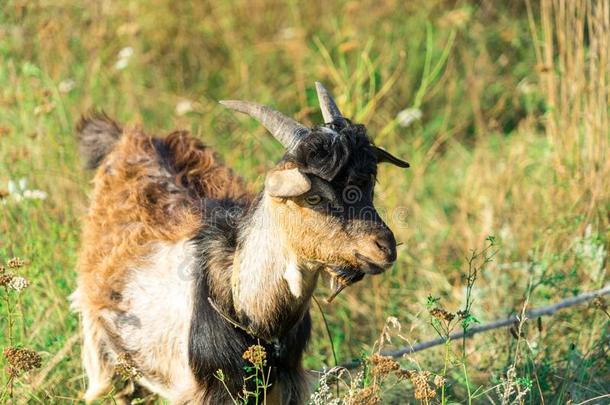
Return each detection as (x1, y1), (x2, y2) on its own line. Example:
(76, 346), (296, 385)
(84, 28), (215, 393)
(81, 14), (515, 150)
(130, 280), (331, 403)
(0, 0), (608, 403)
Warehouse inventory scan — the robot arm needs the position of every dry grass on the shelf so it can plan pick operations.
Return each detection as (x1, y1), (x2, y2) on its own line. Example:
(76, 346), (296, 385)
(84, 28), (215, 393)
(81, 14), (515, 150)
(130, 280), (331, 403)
(0, 0), (608, 403)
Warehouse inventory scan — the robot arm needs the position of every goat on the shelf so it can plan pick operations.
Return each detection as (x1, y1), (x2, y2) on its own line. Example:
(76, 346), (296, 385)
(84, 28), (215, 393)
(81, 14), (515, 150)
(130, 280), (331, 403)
(71, 82), (409, 404)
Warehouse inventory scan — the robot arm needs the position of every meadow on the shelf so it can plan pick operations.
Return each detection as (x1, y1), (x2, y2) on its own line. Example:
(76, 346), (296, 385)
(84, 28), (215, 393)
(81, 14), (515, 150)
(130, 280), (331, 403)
(0, 0), (608, 403)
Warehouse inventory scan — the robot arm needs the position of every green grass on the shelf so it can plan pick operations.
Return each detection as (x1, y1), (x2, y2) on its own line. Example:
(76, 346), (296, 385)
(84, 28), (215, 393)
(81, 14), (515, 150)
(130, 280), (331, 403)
(1, 0), (608, 403)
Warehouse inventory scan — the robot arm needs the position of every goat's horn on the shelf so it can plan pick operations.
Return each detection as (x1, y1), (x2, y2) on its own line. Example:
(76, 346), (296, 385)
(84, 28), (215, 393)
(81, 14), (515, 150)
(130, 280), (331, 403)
(315, 81), (344, 124)
(220, 100), (310, 151)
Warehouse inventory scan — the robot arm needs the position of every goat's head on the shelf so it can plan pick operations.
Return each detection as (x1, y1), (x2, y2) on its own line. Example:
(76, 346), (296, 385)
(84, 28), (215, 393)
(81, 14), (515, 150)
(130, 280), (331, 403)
(221, 83), (408, 290)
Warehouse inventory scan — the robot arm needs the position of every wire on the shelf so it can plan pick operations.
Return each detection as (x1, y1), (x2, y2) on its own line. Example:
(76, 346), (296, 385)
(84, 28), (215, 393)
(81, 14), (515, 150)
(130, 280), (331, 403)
(321, 284), (610, 371)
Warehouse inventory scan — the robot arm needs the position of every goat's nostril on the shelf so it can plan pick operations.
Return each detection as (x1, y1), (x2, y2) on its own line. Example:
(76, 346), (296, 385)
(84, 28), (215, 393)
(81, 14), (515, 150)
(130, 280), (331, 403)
(375, 239), (390, 255)
(374, 237), (396, 261)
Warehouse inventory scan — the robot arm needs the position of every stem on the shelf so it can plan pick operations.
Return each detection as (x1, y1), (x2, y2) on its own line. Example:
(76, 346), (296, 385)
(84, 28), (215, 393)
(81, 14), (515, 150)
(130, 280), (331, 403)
(462, 362), (472, 405)
(263, 365), (272, 405)
(312, 296), (338, 367)
(4, 289), (13, 346)
(215, 375), (239, 404)
(255, 365), (260, 405)
(313, 295), (340, 398)
(441, 339), (451, 405)
(18, 293), (26, 340)
(0, 377), (14, 403)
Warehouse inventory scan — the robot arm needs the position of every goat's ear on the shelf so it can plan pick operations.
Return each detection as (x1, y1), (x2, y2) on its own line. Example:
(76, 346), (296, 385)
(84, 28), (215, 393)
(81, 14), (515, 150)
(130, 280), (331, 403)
(374, 147), (410, 168)
(265, 168), (311, 197)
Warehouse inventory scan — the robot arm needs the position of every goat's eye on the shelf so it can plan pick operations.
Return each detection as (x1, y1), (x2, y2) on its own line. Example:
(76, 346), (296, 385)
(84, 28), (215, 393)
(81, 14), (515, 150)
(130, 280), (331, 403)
(305, 194), (322, 205)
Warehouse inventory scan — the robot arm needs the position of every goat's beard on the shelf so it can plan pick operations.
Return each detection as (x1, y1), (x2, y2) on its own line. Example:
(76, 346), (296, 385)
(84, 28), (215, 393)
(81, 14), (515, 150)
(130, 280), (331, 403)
(323, 265), (365, 303)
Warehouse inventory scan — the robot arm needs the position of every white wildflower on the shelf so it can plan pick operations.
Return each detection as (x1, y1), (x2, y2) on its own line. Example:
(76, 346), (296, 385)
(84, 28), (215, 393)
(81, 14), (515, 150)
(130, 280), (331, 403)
(517, 79), (535, 95)
(115, 59), (129, 70)
(278, 27), (296, 40)
(23, 190), (47, 200)
(115, 47), (134, 70)
(175, 100), (194, 116)
(58, 79), (75, 93)
(396, 108), (422, 128)
(309, 369), (342, 405)
(8, 179), (18, 195)
(6, 178), (47, 203)
(7, 179), (24, 203)
(8, 276), (29, 292)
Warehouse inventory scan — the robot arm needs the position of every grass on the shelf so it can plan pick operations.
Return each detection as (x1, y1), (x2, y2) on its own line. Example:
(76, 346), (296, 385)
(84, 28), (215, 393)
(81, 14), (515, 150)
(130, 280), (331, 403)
(1, 0), (608, 403)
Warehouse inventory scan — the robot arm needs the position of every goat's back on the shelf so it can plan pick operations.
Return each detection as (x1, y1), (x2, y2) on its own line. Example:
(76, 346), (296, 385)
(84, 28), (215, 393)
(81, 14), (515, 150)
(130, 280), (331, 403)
(75, 116), (248, 311)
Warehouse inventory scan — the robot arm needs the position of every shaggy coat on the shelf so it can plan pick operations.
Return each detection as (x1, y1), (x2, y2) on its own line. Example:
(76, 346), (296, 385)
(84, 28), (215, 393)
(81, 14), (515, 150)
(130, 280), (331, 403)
(72, 111), (402, 404)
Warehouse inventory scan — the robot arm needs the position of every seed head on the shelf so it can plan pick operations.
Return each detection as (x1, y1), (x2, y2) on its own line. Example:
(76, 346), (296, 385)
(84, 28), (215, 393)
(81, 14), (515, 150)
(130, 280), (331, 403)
(8, 276), (29, 292)
(3, 347), (42, 377)
(430, 308), (456, 322)
(7, 257), (27, 269)
(369, 353), (400, 377)
(214, 369), (225, 381)
(346, 385), (381, 405)
(0, 272), (14, 287)
(433, 374), (446, 388)
(396, 369), (415, 379)
(115, 353), (141, 380)
(243, 345), (267, 367)
(592, 296), (607, 311)
(411, 371), (436, 400)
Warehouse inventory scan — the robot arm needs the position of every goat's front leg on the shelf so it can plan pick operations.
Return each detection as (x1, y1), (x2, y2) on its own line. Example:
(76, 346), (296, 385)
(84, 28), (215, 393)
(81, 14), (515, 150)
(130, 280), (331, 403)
(80, 308), (115, 403)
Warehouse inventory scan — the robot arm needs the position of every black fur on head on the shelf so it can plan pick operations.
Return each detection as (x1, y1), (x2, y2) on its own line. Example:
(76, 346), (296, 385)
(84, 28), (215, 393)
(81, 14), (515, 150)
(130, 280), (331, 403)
(292, 120), (377, 185)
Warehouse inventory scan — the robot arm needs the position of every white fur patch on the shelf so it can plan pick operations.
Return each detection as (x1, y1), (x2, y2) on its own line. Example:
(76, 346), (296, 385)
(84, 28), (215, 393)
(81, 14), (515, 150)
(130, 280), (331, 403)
(283, 261), (302, 298)
(234, 194), (291, 315)
(107, 240), (199, 400)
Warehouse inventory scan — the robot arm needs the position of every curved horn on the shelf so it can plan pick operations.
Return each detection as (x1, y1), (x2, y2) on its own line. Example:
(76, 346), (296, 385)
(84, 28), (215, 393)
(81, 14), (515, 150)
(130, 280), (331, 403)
(315, 81), (344, 124)
(219, 100), (310, 151)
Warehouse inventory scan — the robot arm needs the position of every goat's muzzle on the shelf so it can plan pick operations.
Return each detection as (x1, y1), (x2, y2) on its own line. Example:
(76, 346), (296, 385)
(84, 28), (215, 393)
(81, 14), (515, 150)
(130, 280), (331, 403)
(323, 229), (397, 303)
(353, 228), (397, 274)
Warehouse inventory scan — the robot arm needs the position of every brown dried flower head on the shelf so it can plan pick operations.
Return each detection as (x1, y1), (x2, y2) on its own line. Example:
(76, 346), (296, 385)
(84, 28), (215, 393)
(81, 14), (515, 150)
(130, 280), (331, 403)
(433, 374), (446, 388)
(243, 345), (267, 367)
(592, 296), (607, 311)
(396, 369), (415, 380)
(369, 353), (400, 377)
(411, 370), (436, 400)
(430, 308), (456, 322)
(115, 352), (141, 380)
(7, 257), (28, 269)
(347, 385), (381, 405)
(0, 272), (14, 287)
(3, 346), (42, 377)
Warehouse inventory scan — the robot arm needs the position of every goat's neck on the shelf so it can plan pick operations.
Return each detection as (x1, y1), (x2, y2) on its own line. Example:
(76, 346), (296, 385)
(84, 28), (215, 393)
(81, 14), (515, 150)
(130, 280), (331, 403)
(232, 194), (319, 338)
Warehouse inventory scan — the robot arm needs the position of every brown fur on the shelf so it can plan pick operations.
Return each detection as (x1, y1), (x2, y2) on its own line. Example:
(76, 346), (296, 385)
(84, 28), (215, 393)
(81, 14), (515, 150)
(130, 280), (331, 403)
(74, 111), (401, 403)
(76, 124), (248, 313)
(273, 197), (358, 266)
(264, 161), (358, 266)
